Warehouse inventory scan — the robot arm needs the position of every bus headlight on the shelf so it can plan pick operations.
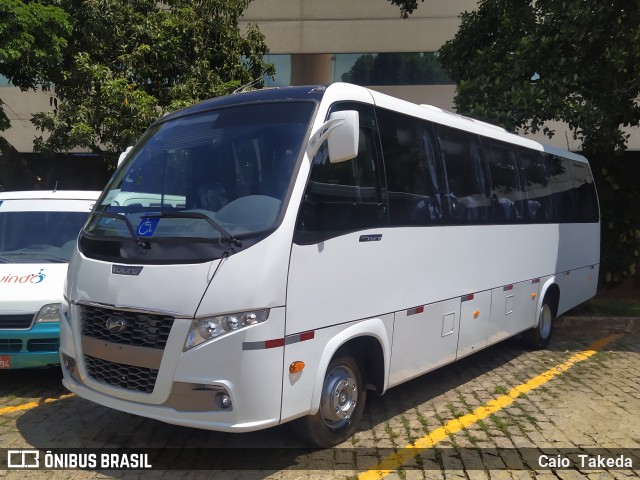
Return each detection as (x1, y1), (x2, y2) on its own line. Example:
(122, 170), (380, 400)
(35, 303), (62, 323)
(184, 309), (270, 351)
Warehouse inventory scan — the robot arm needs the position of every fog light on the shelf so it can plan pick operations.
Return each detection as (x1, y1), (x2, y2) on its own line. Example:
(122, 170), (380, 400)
(216, 393), (232, 409)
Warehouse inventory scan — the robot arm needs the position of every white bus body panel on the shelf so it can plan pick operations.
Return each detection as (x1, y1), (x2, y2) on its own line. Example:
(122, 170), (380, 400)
(61, 306), (286, 431)
(66, 256), (216, 317)
(280, 314), (393, 422)
(388, 298), (459, 388)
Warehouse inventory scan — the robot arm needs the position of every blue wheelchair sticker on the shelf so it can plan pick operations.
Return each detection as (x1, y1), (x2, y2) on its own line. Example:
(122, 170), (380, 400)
(136, 217), (160, 237)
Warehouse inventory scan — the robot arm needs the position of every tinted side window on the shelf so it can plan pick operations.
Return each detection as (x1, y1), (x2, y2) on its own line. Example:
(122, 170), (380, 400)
(294, 102), (386, 244)
(484, 140), (526, 223)
(519, 148), (554, 222)
(544, 154), (574, 222)
(377, 108), (444, 225)
(570, 160), (599, 223)
(435, 125), (491, 223)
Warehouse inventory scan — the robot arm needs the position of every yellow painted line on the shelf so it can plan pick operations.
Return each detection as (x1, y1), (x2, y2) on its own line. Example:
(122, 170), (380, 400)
(360, 333), (622, 480)
(0, 393), (75, 416)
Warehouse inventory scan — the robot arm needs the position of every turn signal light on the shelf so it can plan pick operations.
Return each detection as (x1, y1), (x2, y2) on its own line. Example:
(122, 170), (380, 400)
(289, 361), (305, 374)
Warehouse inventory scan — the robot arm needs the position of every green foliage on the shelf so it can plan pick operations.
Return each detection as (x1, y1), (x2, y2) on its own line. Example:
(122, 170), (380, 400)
(439, 0), (640, 155)
(32, 0), (274, 155)
(387, 0), (425, 18)
(437, 0), (640, 287)
(0, 0), (71, 131)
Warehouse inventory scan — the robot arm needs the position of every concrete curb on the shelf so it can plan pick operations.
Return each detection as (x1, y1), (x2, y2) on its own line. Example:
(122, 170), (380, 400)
(555, 315), (640, 333)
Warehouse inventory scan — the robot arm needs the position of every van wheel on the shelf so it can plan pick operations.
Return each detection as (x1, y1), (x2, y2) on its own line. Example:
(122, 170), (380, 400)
(292, 354), (366, 448)
(524, 301), (555, 349)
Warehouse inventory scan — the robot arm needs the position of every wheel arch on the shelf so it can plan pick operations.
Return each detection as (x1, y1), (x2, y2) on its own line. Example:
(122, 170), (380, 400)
(538, 279), (560, 322)
(310, 317), (391, 414)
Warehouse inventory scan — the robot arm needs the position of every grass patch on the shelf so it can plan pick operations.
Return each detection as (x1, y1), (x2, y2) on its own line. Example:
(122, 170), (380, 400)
(494, 385), (509, 396)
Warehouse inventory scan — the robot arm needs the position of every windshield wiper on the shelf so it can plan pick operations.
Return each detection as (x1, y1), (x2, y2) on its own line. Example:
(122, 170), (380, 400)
(141, 211), (242, 248)
(90, 210), (151, 250)
(0, 255), (13, 263)
(1, 252), (67, 263)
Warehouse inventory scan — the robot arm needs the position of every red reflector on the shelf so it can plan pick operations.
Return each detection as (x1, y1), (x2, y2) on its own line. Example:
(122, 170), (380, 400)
(462, 294), (474, 302)
(532, 278), (540, 284)
(299, 331), (315, 342)
(415, 306), (424, 314)
(265, 338), (285, 349)
(504, 284), (513, 291)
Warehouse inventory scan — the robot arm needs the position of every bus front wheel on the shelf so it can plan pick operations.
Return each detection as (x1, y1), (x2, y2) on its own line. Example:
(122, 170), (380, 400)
(292, 354), (366, 448)
(524, 301), (555, 349)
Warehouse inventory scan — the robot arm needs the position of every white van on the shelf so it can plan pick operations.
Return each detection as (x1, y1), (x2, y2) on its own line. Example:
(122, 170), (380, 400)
(0, 190), (100, 369)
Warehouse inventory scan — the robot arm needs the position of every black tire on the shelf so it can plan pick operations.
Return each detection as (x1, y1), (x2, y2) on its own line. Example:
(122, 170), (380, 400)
(291, 354), (366, 448)
(524, 300), (555, 349)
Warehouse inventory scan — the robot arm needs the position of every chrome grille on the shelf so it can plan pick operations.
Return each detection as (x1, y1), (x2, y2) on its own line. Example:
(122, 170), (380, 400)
(80, 304), (174, 349)
(84, 355), (158, 393)
(0, 314), (34, 329)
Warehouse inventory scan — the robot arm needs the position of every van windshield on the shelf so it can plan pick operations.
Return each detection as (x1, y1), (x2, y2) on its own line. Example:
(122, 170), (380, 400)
(0, 211), (90, 263)
(85, 102), (315, 246)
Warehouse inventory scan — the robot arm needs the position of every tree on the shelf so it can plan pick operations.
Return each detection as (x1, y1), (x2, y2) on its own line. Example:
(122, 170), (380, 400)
(436, 0), (640, 286)
(32, 0), (274, 156)
(0, 0), (71, 130)
(0, 0), (71, 189)
(387, 0), (426, 18)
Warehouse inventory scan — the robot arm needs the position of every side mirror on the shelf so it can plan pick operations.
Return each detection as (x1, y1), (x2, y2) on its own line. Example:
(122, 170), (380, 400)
(327, 110), (359, 163)
(307, 110), (359, 163)
(118, 146), (133, 167)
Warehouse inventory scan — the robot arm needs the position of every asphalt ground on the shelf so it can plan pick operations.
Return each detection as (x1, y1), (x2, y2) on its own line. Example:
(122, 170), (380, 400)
(1, 316), (639, 479)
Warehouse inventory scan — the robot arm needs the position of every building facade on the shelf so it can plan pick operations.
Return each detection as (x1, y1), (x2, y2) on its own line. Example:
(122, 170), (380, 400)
(1, 0), (638, 163)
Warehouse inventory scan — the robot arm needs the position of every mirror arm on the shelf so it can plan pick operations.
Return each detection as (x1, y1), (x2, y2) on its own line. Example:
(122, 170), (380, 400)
(306, 118), (345, 159)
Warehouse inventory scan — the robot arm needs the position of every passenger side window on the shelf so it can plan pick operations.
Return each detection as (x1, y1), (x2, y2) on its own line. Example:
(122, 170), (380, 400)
(519, 148), (554, 222)
(435, 125), (491, 223)
(484, 140), (526, 223)
(377, 108), (444, 225)
(544, 153), (574, 222)
(294, 102), (386, 244)
(570, 161), (599, 223)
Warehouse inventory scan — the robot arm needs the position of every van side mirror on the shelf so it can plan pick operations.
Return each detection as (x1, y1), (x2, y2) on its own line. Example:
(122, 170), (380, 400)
(307, 110), (359, 163)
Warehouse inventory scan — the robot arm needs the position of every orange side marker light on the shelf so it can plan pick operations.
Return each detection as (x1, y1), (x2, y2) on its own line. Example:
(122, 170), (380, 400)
(290, 361), (305, 374)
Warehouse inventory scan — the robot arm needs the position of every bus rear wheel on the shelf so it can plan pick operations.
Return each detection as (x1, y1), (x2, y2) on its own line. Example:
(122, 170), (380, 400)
(524, 301), (555, 349)
(292, 354), (366, 448)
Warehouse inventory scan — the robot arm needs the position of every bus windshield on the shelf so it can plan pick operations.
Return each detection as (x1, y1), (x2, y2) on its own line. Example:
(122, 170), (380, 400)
(85, 101), (315, 244)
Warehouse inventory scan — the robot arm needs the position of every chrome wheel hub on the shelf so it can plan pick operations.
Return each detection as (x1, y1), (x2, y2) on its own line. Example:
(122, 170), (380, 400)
(539, 304), (552, 339)
(320, 365), (358, 430)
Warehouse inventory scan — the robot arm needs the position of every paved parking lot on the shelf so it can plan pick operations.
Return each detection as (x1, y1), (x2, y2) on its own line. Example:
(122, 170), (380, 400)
(1, 326), (639, 479)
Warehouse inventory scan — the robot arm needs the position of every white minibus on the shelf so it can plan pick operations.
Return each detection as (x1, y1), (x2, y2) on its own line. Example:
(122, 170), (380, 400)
(60, 83), (599, 447)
